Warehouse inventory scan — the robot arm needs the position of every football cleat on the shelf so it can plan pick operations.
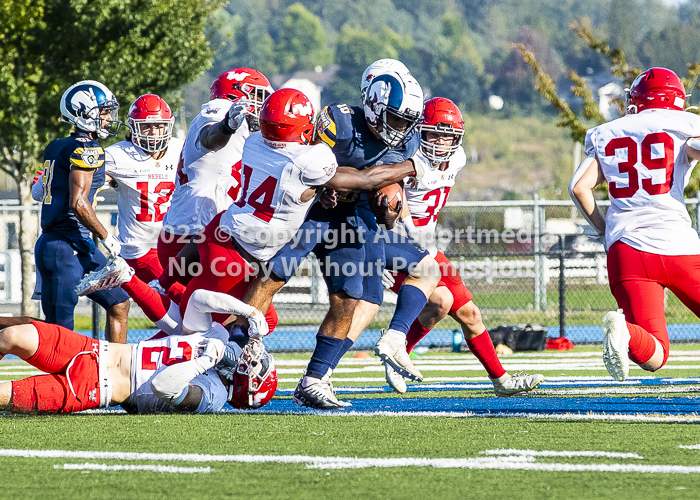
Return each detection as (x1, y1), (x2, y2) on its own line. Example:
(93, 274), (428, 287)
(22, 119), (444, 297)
(147, 278), (168, 296)
(602, 309), (631, 381)
(374, 329), (424, 381)
(292, 373), (351, 410)
(384, 363), (407, 394)
(491, 371), (545, 397)
(76, 256), (134, 296)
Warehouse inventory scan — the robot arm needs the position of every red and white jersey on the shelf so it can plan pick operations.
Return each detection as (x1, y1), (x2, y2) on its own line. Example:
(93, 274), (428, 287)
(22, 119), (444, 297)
(163, 98), (247, 235)
(128, 326), (229, 414)
(586, 109), (700, 255)
(105, 139), (182, 259)
(219, 132), (338, 261)
(395, 147), (467, 256)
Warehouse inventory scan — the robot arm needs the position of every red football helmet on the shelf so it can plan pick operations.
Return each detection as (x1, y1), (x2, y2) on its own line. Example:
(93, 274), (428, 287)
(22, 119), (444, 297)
(127, 94), (174, 153)
(227, 340), (278, 409)
(419, 97), (465, 163)
(259, 88), (315, 146)
(210, 68), (273, 127)
(627, 67), (686, 114)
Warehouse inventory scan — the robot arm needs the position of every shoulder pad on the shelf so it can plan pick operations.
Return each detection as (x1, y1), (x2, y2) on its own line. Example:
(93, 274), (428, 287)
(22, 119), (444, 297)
(70, 139), (105, 170)
(315, 104), (354, 149)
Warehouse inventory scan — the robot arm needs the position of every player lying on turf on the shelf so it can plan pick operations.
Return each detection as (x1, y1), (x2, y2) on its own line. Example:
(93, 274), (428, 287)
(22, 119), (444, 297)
(0, 286), (277, 414)
(569, 67), (700, 381)
(374, 97), (545, 396)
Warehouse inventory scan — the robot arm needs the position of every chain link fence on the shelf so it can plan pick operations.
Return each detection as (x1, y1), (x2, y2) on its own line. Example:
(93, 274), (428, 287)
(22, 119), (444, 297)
(5, 194), (700, 350)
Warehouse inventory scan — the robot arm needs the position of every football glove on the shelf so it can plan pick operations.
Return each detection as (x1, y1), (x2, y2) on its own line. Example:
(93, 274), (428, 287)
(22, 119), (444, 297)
(371, 192), (402, 230)
(382, 269), (396, 289)
(223, 102), (248, 134)
(196, 337), (226, 366)
(100, 234), (121, 257)
(248, 311), (270, 339)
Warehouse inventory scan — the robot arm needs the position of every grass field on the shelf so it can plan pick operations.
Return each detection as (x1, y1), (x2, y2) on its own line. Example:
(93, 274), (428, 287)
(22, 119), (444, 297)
(2, 344), (700, 499)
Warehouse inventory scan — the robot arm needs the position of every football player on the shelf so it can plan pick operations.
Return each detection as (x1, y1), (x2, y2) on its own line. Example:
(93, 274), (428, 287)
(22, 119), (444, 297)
(0, 287), (276, 414)
(378, 97), (545, 395)
(33, 81), (130, 341)
(238, 68), (439, 409)
(176, 88), (421, 333)
(103, 94), (183, 299)
(569, 67), (700, 381)
(157, 68), (272, 293)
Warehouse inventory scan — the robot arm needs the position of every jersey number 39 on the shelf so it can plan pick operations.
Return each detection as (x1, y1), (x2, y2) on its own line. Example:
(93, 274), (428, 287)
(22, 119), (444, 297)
(606, 132), (675, 199)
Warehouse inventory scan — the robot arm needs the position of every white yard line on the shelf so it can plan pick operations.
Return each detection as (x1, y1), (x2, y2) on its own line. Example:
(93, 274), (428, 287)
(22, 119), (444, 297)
(53, 463), (211, 473)
(5, 448), (699, 474)
(481, 449), (643, 459)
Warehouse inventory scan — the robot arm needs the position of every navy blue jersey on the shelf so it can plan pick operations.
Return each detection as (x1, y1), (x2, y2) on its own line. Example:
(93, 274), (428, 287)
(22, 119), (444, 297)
(311, 104), (419, 219)
(40, 132), (105, 239)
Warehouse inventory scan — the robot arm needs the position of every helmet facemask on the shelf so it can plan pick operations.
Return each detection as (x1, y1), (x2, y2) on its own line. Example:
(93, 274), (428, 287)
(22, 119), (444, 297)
(419, 124), (464, 163)
(128, 117), (174, 153)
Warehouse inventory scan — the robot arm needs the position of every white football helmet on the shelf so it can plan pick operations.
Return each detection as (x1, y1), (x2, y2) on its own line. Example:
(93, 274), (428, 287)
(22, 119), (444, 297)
(60, 80), (121, 139)
(360, 59), (411, 101)
(363, 72), (424, 148)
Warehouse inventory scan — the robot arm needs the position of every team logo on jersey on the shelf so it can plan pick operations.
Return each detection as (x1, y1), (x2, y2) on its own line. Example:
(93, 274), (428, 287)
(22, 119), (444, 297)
(323, 163), (336, 176)
(227, 71), (251, 81)
(88, 388), (98, 403)
(75, 137), (89, 143)
(80, 148), (101, 167)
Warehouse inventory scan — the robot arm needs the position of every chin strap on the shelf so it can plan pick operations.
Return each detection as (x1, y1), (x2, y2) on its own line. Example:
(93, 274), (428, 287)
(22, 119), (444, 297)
(569, 155), (603, 236)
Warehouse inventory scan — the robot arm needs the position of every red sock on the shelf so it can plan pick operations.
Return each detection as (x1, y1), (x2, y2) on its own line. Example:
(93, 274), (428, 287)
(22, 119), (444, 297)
(466, 330), (506, 379)
(406, 319), (431, 353)
(626, 321), (659, 365)
(122, 275), (171, 322)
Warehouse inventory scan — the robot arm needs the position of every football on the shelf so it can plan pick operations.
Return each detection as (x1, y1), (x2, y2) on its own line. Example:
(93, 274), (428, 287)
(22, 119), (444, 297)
(372, 183), (403, 212)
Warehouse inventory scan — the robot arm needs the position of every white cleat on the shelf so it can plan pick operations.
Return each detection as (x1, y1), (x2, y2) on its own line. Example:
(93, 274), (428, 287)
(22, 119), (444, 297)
(491, 371), (545, 397)
(602, 309), (630, 381)
(76, 256), (134, 296)
(321, 368), (352, 407)
(384, 363), (407, 394)
(292, 373), (351, 410)
(147, 278), (168, 296)
(374, 329), (424, 381)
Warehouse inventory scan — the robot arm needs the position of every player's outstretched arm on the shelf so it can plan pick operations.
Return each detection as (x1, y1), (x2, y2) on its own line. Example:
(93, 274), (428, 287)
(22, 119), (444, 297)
(182, 289), (268, 337)
(199, 102), (248, 152)
(324, 159), (416, 192)
(150, 337), (225, 411)
(569, 156), (606, 236)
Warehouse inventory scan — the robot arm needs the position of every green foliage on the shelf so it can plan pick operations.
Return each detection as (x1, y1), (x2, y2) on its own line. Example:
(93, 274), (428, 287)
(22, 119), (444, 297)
(275, 3), (333, 73)
(0, 0), (223, 185)
(326, 25), (413, 106)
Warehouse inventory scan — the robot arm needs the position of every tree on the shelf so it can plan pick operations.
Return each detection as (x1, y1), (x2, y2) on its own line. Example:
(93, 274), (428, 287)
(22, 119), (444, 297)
(428, 14), (486, 109)
(326, 25), (413, 106)
(276, 3), (333, 74)
(518, 21), (700, 194)
(0, 0), (224, 314)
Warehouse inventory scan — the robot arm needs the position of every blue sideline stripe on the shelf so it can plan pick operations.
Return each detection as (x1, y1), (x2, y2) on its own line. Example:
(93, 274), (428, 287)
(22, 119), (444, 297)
(225, 396), (700, 415)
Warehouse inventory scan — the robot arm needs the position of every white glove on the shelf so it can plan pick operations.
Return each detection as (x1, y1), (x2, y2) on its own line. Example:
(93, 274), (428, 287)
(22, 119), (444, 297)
(248, 310), (270, 339)
(100, 234), (121, 257)
(196, 337), (226, 366)
(382, 269), (396, 289)
(226, 102), (249, 133)
(147, 279), (168, 296)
